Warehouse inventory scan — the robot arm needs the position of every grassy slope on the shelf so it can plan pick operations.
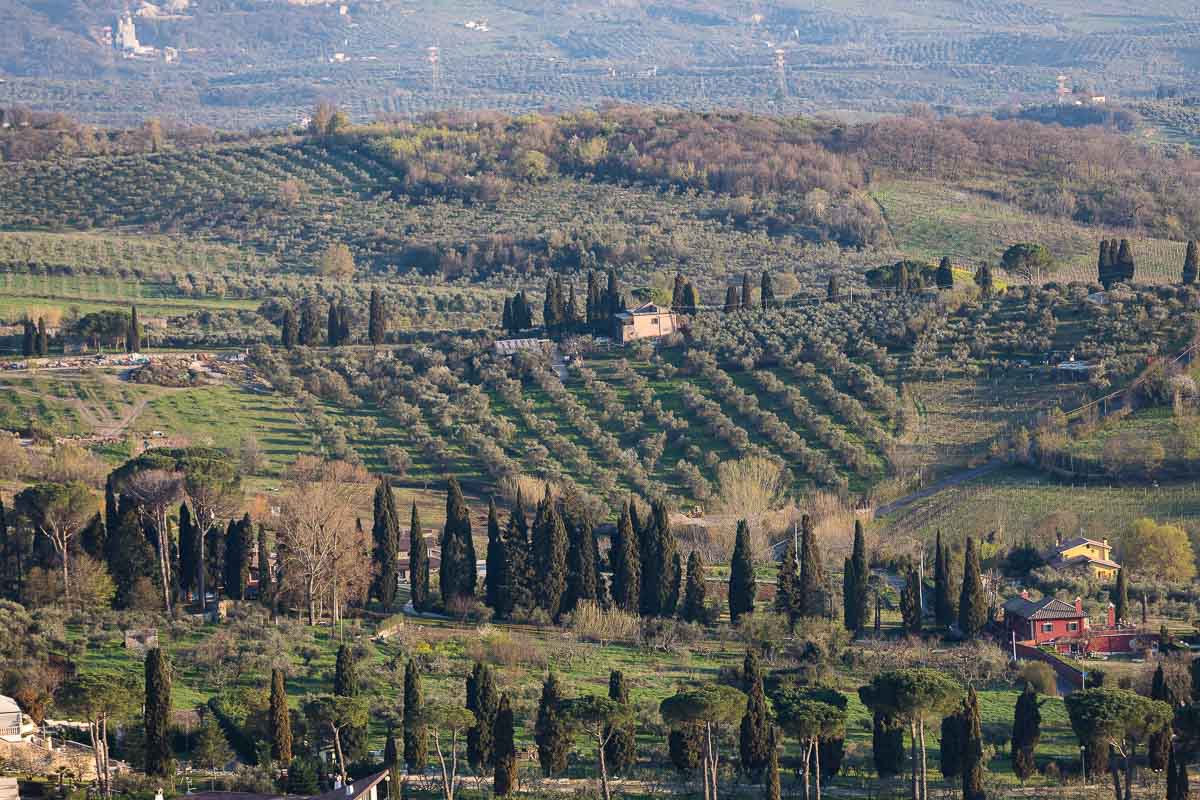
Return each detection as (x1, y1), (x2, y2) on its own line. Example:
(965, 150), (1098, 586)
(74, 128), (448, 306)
(874, 178), (1190, 283)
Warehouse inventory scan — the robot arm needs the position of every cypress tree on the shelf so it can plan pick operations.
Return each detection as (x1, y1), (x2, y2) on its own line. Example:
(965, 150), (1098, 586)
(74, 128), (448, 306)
(936, 257), (954, 290)
(535, 673), (569, 777)
(224, 513), (251, 601)
(672, 273), (686, 311)
(604, 671), (637, 775)
(797, 514), (825, 618)
(764, 727), (781, 800)
(369, 287), (386, 345)
(372, 477), (401, 609)
(760, 271), (775, 309)
(485, 498), (505, 611)
(728, 520), (756, 623)
(1117, 238), (1136, 283)
(269, 668), (292, 765)
(639, 499), (678, 617)
(127, 305), (141, 352)
(776, 537), (799, 626)
(36, 317), (47, 356)
(256, 525), (272, 610)
(609, 501), (640, 612)
(958, 536), (987, 639)
(606, 269), (623, 317)
(849, 520), (869, 632)
(1148, 663), (1172, 771)
(1185, 241), (1199, 285)
(281, 307), (298, 348)
(680, 550), (707, 623)
(1167, 745), (1189, 800)
(1098, 239), (1111, 287)
(666, 550), (682, 616)
(741, 271), (753, 309)
(466, 662), (499, 771)
(439, 477), (476, 606)
(682, 281), (699, 315)
(1114, 567), (1128, 624)
(933, 531), (949, 627)
(144, 647), (172, 777)
(939, 701), (966, 779)
(409, 501), (430, 612)
(502, 297), (514, 333)
(497, 491), (534, 618)
(298, 296), (322, 346)
(962, 685), (985, 800)
(872, 711), (905, 778)
(531, 490), (568, 619)
(21, 319), (34, 357)
(827, 273), (841, 301)
(106, 504), (156, 609)
(724, 285), (740, 313)
(334, 644), (358, 697)
(586, 271), (598, 325)
(493, 694), (516, 796)
(562, 500), (599, 615)
(403, 659), (427, 773)
(327, 302), (340, 347)
(900, 566), (921, 634)
(739, 650), (771, 777)
(1011, 682), (1041, 782)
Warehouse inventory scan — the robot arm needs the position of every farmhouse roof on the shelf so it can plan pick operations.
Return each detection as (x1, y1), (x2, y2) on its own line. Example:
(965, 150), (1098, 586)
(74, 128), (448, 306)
(615, 302), (667, 318)
(1002, 596), (1085, 620)
(0, 695), (19, 715)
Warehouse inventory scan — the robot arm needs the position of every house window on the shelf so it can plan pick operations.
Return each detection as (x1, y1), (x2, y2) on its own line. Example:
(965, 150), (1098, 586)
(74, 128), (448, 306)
(1042, 623), (1054, 633)
(651, 318), (659, 325)
(1068, 622), (1079, 631)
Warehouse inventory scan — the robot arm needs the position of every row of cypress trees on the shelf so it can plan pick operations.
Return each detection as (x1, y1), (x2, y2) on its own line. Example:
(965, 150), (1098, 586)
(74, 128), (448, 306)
(280, 289), (388, 349)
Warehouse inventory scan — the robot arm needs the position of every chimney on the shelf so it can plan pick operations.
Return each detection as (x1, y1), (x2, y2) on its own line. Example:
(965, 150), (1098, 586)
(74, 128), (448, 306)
(1075, 596), (1083, 614)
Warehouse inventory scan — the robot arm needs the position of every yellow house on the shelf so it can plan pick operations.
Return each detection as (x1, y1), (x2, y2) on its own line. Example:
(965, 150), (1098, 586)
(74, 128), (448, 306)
(1045, 536), (1119, 581)
(612, 302), (681, 343)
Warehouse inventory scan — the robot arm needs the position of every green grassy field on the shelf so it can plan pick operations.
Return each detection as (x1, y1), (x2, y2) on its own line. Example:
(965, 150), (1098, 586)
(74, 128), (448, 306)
(874, 179), (1190, 283)
(882, 465), (1200, 547)
(0, 231), (279, 274)
(0, 271), (260, 322)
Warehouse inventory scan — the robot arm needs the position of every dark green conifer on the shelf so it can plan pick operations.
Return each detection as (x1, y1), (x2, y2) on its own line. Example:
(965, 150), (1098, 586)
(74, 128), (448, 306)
(1184, 241), (1199, 285)
(724, 285), (740, 313)
(562, 500), (599, 615)
(21, 319), (34, 357)
(485, 498), (505, 612)
(1114, 567), (1129, 624)
(680, 550), (708, 623)
(439, 477), (476, 605)
(764, 727), (781, 800)
(223, 513), (251, 601)
(940, 701), (966, 779)
(127, 305), (141, 352)
(900, 566), (921, 634)
(797, 514), (825, 617)
(639, 499), (678, 617)
(144, 647), (172, 777)
(1148, 663), (1172, 771)
(848, 520), (869, 632)
(269, 668), (292, 764)
(933, 531), (950, 627)
(936, 257), (954, 290)
(1167, 745), (1189, 800)
(409, 501), (430, 612)
(496, 491), (533, 618)
(962, 686), (985, 800)
(493, 694), (516, 796)
(609, 501), (640, 612)
(669, 725), (703, 773)
(281, 307), (297, 348)
(604, 671), (637, 775)
(776, 537), (799, 626)
(372, 477), (401, 608)
(368, 287), (386, 346)
(760, 271), (775, 309)
(1117, 238), (1136, 283)
(682, 282), (700, 315)
(741, 271), (753, 309)
(535, 673), (569, 777)
(739, 650), (771, 777)
(531, 490), (568, 619)
(466, 662), (499, 771)
(1011, 682), (1041, 782)
(958, 536), (987, 638)
(728, 520), (756, 623)
(672, 273), (687, 311)
(36, 317), (47, 356)
(403, 659), (426, 773)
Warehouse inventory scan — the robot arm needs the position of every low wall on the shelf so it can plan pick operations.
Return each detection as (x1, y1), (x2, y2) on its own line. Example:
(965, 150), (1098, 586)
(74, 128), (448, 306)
(1014, 641), (1085, 691)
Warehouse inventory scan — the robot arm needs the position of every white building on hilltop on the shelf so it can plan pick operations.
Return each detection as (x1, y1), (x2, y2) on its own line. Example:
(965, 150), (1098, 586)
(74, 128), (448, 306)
(0, 695), (34, 743)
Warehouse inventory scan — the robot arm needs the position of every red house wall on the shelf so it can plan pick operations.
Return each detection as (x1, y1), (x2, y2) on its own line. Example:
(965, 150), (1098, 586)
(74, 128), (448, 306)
(1006, 614), (1085, 644)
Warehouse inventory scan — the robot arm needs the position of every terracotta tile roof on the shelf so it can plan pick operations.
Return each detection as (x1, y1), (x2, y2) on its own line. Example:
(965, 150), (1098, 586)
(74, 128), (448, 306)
(1002, 596), (1085, 620)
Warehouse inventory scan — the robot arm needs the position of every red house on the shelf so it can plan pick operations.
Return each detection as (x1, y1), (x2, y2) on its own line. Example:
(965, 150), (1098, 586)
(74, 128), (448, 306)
(1002, 593), (1089, 647)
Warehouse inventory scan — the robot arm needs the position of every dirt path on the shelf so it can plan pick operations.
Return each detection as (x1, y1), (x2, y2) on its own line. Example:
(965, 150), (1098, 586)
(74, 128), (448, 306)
(4, 381), (150, 439)
(874, 461), (1002, 517)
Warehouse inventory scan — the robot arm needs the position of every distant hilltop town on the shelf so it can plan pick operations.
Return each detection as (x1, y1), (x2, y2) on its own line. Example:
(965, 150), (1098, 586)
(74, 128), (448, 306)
(98, 5), (184, 62)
